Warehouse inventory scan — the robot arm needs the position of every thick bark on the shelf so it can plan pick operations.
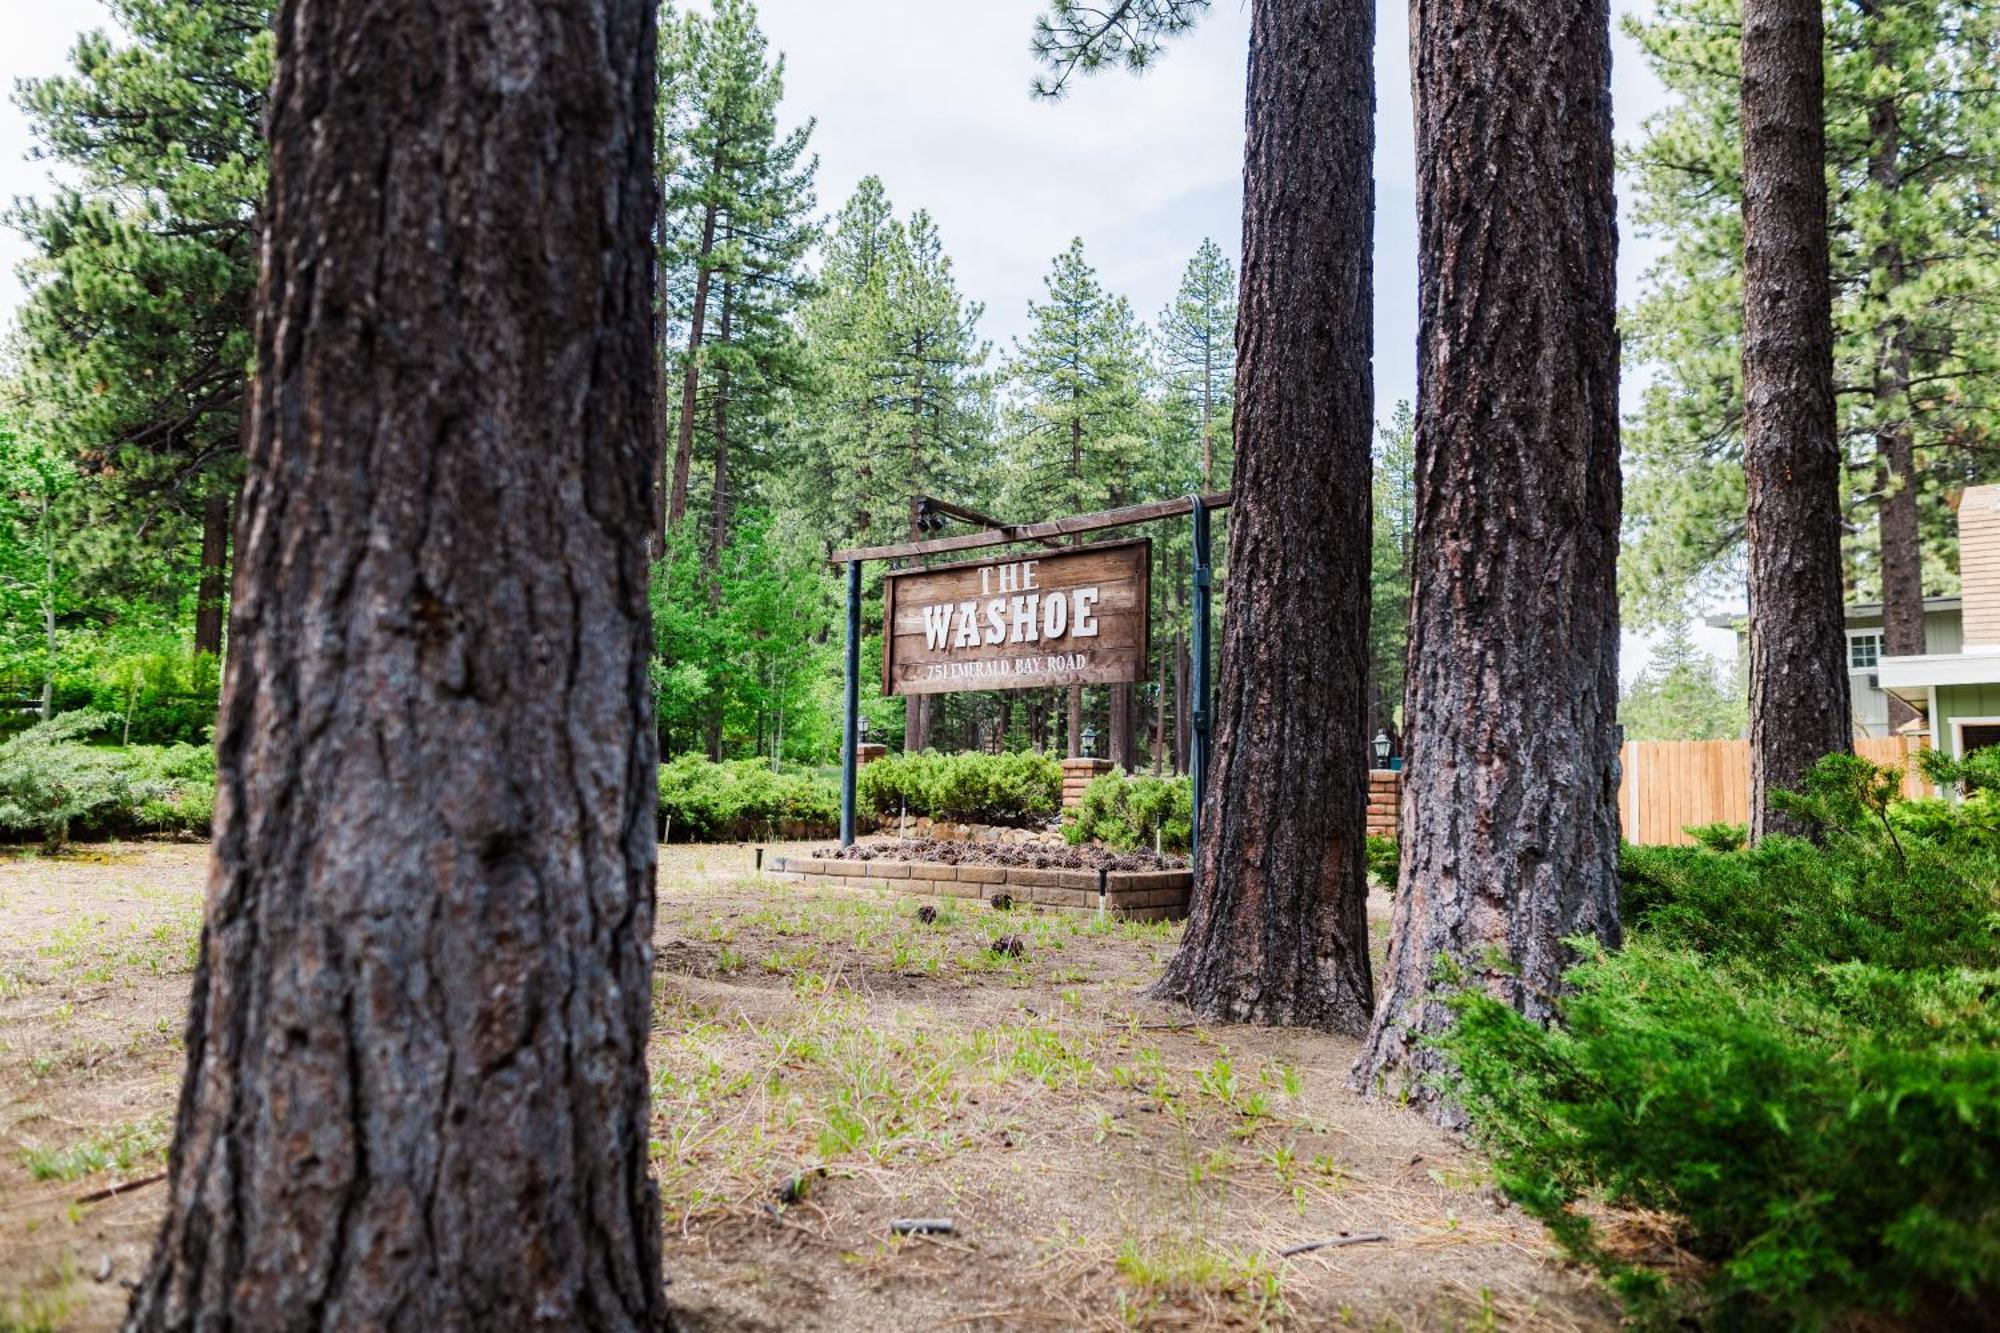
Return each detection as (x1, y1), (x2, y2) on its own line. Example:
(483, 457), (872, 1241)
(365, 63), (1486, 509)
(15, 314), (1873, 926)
(1148, 0), (1375, 1032)
(1353, 0), (1623, 1113)
(668, 190), (720, 534)
(709, 282), (733, 577)
(1741, 0), (1851, 836)
(126, 2), (667, 1328)
(193, 489), (231, 657)
(1870, 59), (1922, 724)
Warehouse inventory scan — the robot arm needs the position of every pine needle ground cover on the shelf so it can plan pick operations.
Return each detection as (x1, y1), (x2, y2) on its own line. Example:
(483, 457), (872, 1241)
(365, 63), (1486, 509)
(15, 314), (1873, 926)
(1, 843), (1621, 1332)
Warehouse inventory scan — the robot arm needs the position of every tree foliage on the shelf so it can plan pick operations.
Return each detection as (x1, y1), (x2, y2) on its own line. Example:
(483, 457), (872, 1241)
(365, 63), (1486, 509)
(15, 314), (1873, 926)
(1622, 0), (2000, 621)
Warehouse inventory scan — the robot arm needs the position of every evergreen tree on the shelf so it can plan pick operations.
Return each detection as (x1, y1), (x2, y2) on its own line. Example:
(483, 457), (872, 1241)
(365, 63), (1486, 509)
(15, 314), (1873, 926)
(1356, 0), (1624, 1116)
(1369, 402), (1415, 747)
(1002, 239), (1149, 521)
(10, 0), (270, 652)
(1622, 0), (2000, 633)
(1620, 616), (1747, 741)
(657, 0), (818, 552)
(1156, 238), (1237, 488)
(789, 180), (991, 550)
(125, 0), (666, 1321)
(1002, 238), (1150, 758)
(1741, 0), (1851, 840)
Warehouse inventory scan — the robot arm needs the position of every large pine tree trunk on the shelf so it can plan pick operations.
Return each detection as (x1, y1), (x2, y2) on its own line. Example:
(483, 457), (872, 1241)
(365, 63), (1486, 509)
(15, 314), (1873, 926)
(668, 190), (720, 535)
(1741, 0), (1851, 836)
(1148, 0), (1375, 1032)
(125, 1), (668, 1327)
(1870, 62), (1922, 725)
(192, 489), (230, 657)
(1353, 0), (1623, 1114)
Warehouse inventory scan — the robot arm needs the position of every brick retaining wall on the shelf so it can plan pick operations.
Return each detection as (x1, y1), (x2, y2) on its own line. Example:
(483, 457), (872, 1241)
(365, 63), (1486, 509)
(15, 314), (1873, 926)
(768, 854), (1190, 922)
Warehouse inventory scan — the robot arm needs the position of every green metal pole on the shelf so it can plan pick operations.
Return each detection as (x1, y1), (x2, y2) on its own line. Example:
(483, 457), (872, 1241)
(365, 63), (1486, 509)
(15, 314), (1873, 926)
(1190, 496), (1213, 862)
(840, 559), (861, 847)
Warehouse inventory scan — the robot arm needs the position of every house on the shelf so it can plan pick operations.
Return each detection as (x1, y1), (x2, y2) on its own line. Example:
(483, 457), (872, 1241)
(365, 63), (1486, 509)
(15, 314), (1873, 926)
(1842, 595), (1962, 737)
(1708, 597), (1963, 739)
(1881, 485), (2000, 770)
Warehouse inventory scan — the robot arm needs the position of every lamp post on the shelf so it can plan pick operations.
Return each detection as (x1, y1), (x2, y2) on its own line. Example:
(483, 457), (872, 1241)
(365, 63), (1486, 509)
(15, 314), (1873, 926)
(1372, 730), (1391, 768)
(1081, 725), (1097, 759)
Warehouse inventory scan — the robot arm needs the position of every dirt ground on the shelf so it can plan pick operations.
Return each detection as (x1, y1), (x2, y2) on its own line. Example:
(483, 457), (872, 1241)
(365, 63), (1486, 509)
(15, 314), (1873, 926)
(0, 841), (1619, 1332)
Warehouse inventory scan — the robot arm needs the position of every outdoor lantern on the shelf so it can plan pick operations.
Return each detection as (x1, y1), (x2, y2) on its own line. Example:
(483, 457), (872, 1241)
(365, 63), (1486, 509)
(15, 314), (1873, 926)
(1081, 725), (1097, 758)
(858, 715), (871, 741)
(1373, 731), (1391, 767)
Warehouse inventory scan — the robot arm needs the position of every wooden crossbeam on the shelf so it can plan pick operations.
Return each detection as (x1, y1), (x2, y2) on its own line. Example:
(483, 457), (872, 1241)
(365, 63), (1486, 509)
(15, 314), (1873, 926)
(830, 491), (1234, 565)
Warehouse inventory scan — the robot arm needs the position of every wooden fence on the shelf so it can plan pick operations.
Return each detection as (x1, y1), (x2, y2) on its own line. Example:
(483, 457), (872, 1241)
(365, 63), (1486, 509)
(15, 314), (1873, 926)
(1619, 738), (1927, 845)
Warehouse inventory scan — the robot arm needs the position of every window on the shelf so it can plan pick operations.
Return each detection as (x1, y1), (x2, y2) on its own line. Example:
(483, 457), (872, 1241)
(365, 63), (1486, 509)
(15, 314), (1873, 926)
(1848, 632), (1882, 672)
(1963, 724), (2000, 758)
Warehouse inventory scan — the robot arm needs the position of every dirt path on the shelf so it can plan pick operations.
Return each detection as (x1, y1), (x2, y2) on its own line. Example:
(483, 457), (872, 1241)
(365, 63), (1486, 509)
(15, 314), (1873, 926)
(0, 842), (1614, 1331)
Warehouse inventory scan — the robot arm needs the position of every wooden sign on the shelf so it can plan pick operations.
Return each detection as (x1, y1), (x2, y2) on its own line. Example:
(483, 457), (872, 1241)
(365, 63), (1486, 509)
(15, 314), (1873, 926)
(883, 539), (1151, 696)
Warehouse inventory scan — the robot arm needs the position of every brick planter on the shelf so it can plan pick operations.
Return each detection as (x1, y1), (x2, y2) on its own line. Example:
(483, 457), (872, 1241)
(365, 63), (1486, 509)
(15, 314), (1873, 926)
(767, 854), (1190, 922)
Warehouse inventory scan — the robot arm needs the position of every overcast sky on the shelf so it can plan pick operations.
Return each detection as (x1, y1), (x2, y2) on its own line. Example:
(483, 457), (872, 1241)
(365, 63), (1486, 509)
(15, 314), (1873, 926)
(0, 1), (1724, 672)
(2, 0), (1674, 414)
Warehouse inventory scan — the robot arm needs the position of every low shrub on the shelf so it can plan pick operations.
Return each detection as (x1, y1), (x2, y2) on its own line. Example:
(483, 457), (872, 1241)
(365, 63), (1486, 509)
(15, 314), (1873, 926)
(0, 711), (216, 845)
(1442, 755), (2000, 1327)
(657, 753), (839, 842)
(856, 750), (1062, 826)
(1062, 770), (1192, 852)
(1364, 834), (1398, 890)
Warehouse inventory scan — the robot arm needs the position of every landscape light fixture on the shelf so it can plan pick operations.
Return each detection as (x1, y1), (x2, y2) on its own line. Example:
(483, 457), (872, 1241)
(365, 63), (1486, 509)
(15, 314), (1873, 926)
(1373, 731), (1392, 767)
(858, 715), (871, 741)
(1081, 726), (1097, 758)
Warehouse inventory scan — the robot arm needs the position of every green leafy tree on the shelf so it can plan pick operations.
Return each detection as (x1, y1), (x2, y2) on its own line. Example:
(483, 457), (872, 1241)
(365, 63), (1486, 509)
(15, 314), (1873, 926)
(1623, 0), (2000, 643)
(10, 0), (270, 651)
(0, 418), (80, 714)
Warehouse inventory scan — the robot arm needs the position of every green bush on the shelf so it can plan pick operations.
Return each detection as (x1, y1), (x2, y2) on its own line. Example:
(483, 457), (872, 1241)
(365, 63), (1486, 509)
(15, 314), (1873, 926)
(1365, 834), (1398, 890)
(657, 753), (838, 842)
(46, 648), (221, 747)
(0, 711), (215, 845)
(1062, 770), (1192, 852)
(1442, 754), (2000, 1327)
(856, 750), (1062, 825)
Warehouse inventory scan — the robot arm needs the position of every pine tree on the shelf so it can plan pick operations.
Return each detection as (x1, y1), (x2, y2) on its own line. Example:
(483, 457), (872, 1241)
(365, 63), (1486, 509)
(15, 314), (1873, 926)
(1002, 238), (1150, 758)
(1622, 0), (2000, 637)
(658, 0), (818, 547)
(1369, 402), (1415, 747)
(1741, 0), (1851, 840)
(125, 0), (666, 1323)
(1355, 0), (1624, 1116)
(1156, 238), (1237, 488)
(10, 0), (270, 653)
(1620, 616), (1747, 741)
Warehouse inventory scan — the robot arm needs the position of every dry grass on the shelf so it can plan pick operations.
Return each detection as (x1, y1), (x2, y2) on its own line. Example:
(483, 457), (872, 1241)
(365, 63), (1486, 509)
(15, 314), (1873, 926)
(0, 841), (1619, 1331)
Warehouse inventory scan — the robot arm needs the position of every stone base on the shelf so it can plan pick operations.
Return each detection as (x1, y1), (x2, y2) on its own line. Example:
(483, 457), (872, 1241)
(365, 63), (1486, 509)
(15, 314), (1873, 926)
(1061, 757), (1116, 810)
(767, 854), (1190, 922)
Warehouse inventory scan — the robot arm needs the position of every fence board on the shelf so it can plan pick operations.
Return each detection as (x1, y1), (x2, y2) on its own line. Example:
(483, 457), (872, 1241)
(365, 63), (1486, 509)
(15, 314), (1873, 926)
(1619, 737), (1929, 844)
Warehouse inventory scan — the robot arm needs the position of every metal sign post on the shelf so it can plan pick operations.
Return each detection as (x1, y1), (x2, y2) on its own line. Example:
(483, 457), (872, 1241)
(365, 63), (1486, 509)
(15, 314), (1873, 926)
(1189, 495), (1214, 864)
(831, 491), (1231, 854)
(839, 559), (861, 847)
